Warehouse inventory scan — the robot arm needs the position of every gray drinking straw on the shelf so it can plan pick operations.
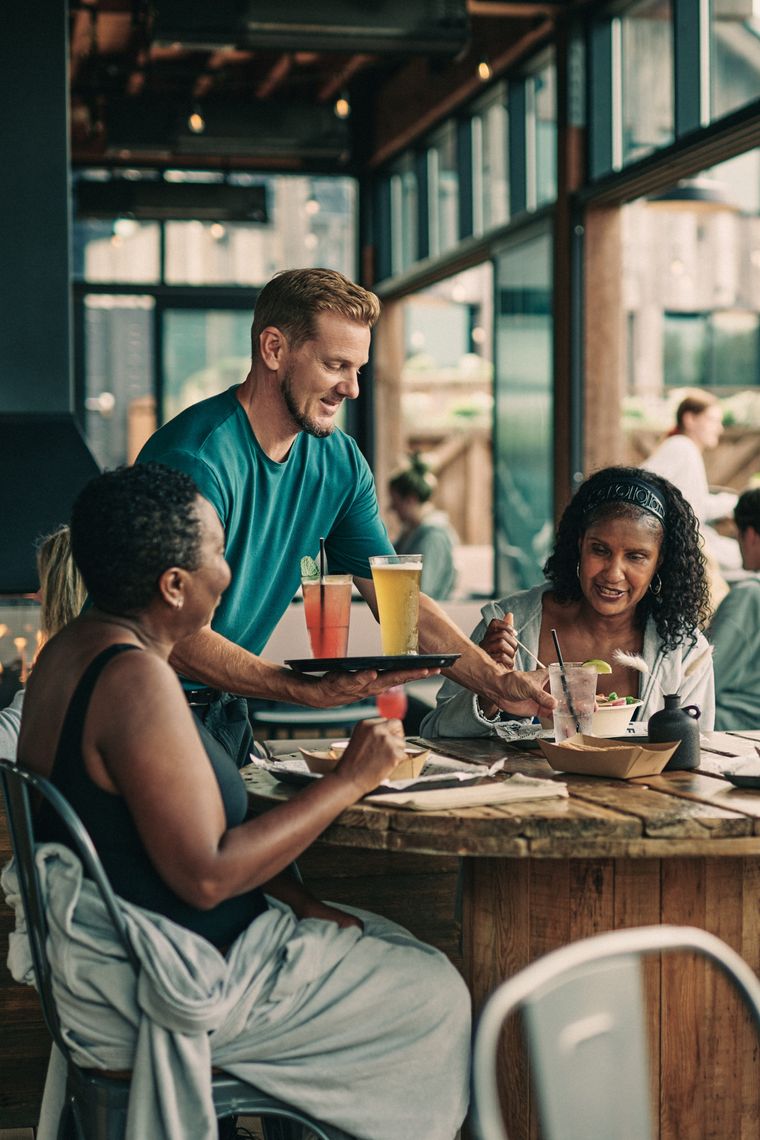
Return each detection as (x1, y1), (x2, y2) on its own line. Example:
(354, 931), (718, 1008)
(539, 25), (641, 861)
(550, 627), (582, 734)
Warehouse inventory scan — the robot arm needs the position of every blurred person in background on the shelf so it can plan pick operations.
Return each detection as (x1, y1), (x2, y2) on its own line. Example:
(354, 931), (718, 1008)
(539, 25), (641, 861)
(709, 489), (760, 730)
(389, 453), (459, 601)
(0, 526), (85, 760)
(642, 391), (741, 577)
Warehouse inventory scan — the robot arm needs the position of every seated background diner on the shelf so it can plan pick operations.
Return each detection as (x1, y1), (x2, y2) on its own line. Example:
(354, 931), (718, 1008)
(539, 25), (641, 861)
(388, 452), (459, 601)
(641, 390), (740, 573)
(0, 525), (85, 761)
(7, 462), (470, 1140)
(709, 487), (760, 731)
(421, 466), (715, 739)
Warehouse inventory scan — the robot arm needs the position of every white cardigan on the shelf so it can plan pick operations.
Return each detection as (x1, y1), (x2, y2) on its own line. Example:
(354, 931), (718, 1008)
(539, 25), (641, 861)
(421, 583), (715, 739)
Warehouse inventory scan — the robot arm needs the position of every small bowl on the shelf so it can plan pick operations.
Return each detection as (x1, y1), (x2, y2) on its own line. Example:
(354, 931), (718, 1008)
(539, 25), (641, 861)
(299, 742), (429, 780)
(591, 700), (642, 737)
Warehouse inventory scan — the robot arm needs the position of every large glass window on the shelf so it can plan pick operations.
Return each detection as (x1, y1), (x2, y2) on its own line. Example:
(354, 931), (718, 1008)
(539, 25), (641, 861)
(389, 154), (419, 274)
(162, 308), (252, 422)
(621, 147), (760, 488)
(83, 294), (155, 468)
(373, 264), (495, 598)
(620, 0), (674, 164)
(528, 60), (557, 207)
(429, 122), (460, 257)
(663, 311), (760, 389)
(472, 84), (509, 234)
(165, 177), (357, 284)
(711, 0), (760, 121)
(73, 219), (160, 283)
(494, 230), (554, 593)
(74, 171), (358, 466)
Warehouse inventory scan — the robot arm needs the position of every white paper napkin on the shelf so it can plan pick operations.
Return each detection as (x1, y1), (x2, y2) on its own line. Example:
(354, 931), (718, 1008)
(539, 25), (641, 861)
(363, 773), (568, 811)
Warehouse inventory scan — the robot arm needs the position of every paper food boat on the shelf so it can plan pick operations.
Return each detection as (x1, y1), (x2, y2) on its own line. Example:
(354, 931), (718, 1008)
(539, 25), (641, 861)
(299, 742), (429, 780)
(538, 734), (679, 779)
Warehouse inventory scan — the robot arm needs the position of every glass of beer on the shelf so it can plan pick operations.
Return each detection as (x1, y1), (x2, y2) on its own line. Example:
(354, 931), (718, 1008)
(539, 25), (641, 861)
(369, 554), (423, 655)
(301, 574), (352, 658)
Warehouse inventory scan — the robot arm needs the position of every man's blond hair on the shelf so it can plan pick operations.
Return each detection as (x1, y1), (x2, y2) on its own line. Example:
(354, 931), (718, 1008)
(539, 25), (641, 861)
(251, 268), (380, 360)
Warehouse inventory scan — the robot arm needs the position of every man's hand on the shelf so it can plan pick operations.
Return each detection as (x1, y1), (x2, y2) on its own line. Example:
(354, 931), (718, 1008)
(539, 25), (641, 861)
(483, 668), (555, 719)
(308, 666), (440, 709)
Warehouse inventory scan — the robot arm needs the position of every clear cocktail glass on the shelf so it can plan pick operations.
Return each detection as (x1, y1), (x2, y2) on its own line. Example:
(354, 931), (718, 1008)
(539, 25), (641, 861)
(301, 574), (353, 658)
(369, 554), (423, 655)
(548, 662), (598, 741)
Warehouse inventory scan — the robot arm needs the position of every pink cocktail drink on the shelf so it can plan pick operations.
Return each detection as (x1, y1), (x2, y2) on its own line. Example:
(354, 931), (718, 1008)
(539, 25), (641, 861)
(376, 685), (408, 720)
(302, 575), (352, 658)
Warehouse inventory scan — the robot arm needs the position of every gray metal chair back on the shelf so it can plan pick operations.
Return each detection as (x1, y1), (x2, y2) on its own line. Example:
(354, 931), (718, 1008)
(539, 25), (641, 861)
(0, 757), (336, 1140)
(472, 923), (760, 1140)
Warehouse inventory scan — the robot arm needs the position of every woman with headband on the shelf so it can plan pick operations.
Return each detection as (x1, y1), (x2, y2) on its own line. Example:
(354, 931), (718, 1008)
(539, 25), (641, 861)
(421, 466), (715, 737)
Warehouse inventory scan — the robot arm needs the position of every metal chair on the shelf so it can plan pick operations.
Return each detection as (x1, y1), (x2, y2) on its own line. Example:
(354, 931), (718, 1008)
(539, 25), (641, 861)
(0, 757), (336, 1140)
(472, 924), (760, 1140)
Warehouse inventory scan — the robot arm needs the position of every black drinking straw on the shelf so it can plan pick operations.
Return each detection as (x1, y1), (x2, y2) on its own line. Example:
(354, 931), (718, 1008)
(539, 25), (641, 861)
(319, 537), (326, 643)
(551, 627), (582, 734)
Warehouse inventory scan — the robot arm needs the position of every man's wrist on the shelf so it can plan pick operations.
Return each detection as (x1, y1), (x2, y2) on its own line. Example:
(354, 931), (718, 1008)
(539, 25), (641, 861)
(474, 694), (501, 724)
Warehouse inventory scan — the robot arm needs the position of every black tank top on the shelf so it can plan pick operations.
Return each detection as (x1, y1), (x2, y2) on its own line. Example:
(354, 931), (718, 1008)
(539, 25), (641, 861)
(37, 644), (267, 946)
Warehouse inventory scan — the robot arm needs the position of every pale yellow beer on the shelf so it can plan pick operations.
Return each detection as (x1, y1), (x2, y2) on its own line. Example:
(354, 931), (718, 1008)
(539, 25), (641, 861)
(369, 555), (423, 655)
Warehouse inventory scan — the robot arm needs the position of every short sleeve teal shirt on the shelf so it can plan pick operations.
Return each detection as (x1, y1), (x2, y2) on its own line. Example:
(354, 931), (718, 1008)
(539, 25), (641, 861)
(138, 386), (393, 656)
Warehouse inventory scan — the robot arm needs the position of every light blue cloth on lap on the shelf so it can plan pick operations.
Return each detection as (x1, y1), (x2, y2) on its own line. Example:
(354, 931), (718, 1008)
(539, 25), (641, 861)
(3, 845), (470, 1140)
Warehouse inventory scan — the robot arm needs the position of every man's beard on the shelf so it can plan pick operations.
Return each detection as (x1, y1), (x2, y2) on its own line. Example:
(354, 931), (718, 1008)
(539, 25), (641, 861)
(281, 367), (334, 439)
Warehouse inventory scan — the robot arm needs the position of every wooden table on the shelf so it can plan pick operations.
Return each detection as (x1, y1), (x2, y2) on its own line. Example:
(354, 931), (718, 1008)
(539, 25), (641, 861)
(243, 731), (760, 1140)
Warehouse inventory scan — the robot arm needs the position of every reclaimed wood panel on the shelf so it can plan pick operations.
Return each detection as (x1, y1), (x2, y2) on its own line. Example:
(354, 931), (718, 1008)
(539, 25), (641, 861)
(462, 858), (532, 1140)
(614, 860), (662, 1124)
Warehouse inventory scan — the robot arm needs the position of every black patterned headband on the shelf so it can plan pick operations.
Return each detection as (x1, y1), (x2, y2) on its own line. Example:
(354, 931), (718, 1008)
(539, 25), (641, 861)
(582, 476), (667, 525)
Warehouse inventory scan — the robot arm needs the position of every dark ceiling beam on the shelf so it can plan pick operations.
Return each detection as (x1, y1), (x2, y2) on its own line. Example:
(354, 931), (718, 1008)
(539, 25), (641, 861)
(468, 1), (562, 14)
(256, 53), (293, 99)
(317, 54), (375, 104)
(369, 17), (553, 168)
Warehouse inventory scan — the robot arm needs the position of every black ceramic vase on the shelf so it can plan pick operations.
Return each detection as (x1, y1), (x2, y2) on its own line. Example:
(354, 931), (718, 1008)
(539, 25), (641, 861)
(647, 694), (701, 771)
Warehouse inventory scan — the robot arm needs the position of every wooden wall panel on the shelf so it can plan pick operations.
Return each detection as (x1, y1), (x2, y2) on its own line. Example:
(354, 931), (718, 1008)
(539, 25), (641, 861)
(583, 206), (625, 474)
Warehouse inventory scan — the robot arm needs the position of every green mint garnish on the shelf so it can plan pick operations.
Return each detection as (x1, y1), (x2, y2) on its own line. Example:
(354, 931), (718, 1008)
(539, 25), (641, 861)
(300, 555), (319, 580)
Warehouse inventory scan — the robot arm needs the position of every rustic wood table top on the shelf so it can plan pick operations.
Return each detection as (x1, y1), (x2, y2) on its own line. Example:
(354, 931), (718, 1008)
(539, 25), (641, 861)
(242, 730), (760, 860)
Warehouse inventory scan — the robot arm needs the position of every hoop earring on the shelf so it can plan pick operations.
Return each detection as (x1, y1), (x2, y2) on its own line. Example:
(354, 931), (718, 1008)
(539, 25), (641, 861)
(576, 561), (580, 580)
(649, 573), (662, 597)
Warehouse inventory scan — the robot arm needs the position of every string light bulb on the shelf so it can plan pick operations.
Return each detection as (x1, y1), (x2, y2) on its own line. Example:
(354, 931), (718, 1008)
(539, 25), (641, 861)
(334, 93), (351, 120)
(188, 106), (206, 134)
(477, 59), (492, 82)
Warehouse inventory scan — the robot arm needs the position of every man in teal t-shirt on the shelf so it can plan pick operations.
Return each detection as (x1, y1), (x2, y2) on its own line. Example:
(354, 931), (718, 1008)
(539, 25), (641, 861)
(138, 268), (552, 744)
(139, 385), (392, 661)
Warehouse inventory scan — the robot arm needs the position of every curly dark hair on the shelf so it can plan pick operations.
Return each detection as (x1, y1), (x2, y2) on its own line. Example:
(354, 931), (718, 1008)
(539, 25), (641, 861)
(543, 466), (710, 651)
(71, 463), (203, 615)
(735, 488), (760, 533)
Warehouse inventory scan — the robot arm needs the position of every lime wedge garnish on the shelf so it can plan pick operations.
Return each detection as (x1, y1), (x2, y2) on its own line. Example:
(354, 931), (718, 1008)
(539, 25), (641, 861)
(300, 555), (319, 580)
(582, 658), (613, 674)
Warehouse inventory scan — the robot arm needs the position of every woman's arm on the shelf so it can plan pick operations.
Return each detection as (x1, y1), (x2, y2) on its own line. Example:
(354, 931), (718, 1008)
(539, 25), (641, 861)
(89, 653), (406, 910)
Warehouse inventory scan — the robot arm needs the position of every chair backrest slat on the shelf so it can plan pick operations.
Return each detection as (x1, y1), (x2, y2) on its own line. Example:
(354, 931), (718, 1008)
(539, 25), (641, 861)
(0, 758), (140, 1063)
(472, 924), (760, 1140)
